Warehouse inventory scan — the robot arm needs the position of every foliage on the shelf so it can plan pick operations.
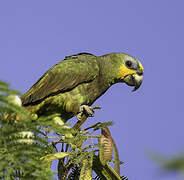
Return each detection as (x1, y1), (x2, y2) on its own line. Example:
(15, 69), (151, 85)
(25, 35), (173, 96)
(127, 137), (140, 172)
(0, 81), (54, 179)
(154, 153), (184, 175)
(163, 155), (184, 172)
(0, 81), (128, 180)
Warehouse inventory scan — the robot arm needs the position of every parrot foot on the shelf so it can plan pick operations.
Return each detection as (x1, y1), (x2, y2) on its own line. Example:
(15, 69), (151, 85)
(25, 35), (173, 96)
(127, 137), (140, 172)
(77, 105), (94, 121)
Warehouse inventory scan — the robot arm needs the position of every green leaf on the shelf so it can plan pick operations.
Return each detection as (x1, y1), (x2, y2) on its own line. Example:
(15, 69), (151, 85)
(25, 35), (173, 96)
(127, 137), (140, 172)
(0, 80), (54, 179)
(41, 152), (70, 162)
(93, 121), (114, 131)
(93, 155), (121, 180)
(0, 81), (8, 87)
(80, 157), (92, 180)
(0, 87), (22, 96)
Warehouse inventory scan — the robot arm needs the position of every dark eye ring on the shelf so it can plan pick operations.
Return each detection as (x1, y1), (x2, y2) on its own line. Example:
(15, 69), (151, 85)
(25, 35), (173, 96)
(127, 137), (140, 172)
(125, 60), (132, 68)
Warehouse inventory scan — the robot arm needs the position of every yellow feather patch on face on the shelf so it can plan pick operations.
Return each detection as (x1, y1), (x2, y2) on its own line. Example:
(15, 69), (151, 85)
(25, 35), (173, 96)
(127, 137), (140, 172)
(138, 61), (144, 72)
(116, 64), (136, 80)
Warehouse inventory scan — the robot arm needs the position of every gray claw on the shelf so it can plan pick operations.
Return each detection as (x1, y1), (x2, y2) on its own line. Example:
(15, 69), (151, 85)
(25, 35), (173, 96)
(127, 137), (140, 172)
(77, 105), (94, 121)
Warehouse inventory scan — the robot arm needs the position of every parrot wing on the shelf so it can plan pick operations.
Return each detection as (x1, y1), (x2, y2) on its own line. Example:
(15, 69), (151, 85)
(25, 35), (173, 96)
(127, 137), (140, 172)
(21, 54), (99, 105)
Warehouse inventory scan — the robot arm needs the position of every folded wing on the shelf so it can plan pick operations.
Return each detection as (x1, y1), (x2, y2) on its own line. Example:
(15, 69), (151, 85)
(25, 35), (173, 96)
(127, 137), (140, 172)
(21, 54), (99, 105)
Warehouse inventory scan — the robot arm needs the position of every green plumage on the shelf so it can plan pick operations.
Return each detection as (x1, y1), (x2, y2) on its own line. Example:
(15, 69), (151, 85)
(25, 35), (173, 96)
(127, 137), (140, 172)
(21, 52), (143, 122)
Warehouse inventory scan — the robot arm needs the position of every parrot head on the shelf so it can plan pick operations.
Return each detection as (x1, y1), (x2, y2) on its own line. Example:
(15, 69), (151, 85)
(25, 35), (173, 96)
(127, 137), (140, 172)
(116, 53), (144, 91)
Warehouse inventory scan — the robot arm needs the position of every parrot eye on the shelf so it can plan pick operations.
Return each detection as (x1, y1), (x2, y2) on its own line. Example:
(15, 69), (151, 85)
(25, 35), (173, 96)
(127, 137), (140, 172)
(125, 60), (133, 68)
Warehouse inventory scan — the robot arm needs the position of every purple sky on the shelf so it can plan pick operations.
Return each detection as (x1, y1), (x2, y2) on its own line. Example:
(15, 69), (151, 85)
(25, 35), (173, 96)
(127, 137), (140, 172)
(0, 1), (184, 179)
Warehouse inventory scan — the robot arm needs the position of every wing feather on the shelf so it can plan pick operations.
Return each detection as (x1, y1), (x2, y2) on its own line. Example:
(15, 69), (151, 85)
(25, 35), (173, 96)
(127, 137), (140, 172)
(21, 54), (99, 105)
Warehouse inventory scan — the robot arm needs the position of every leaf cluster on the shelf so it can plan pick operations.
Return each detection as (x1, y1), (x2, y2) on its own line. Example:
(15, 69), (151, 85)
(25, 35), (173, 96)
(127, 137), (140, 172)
(0, 81), (128, 180)
(0, 81), (54, 180)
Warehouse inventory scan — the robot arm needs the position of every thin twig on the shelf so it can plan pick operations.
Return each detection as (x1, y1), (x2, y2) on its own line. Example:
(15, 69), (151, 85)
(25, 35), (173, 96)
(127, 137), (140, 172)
(83, 122), (102, 131)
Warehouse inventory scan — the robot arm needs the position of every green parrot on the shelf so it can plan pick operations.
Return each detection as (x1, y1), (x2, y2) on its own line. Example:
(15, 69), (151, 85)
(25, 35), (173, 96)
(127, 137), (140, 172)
(21, 53), (144, 122)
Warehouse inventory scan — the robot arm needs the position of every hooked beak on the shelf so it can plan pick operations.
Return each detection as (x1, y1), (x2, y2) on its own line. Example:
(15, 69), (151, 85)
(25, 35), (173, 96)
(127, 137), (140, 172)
(123, 73), (143, 92)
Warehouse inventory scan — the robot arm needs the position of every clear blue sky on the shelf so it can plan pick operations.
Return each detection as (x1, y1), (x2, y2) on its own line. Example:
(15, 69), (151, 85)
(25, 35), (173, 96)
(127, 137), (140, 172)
(0, 1), (184, 179)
